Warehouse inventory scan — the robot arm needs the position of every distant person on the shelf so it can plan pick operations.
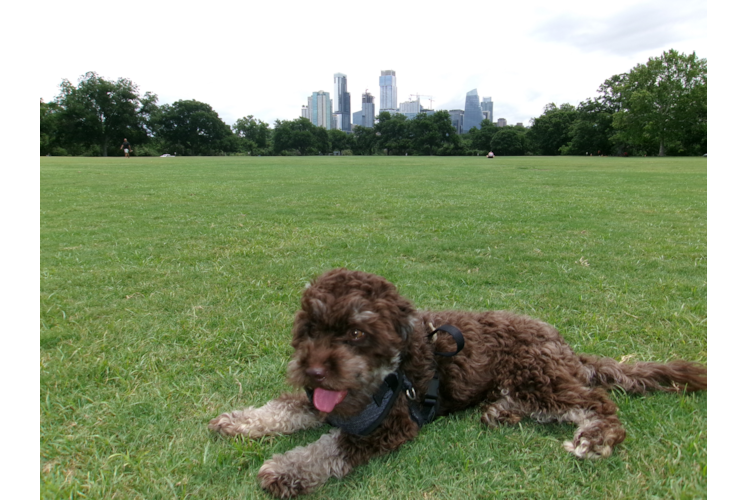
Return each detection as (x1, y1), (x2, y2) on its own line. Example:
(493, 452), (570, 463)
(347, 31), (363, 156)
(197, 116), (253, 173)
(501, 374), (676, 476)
(487, 151), (495, 158)
(121, 138), (132, 158)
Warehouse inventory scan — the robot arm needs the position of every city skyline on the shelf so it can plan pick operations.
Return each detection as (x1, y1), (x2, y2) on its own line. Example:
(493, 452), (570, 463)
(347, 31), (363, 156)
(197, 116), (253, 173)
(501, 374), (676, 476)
(309, 72), (506, 133)
(37, 1), (707, 131)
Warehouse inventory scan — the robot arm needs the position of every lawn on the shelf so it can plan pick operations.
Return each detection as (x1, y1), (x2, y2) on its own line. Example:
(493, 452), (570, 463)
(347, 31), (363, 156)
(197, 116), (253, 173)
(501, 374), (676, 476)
(40, 155), (707, 499)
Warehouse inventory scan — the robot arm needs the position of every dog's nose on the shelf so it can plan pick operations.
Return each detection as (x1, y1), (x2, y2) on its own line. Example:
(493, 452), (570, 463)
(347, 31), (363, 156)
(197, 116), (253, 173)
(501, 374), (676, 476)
(306, 366), (327, 381)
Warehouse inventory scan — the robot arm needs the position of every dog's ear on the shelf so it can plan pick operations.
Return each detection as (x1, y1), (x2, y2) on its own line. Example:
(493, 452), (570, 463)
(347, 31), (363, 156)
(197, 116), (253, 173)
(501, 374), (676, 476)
(291, 309), (310, 345)
(307, 298), (327, 320)
(395, 299), (417, 341)
(299, 284), (329, 321)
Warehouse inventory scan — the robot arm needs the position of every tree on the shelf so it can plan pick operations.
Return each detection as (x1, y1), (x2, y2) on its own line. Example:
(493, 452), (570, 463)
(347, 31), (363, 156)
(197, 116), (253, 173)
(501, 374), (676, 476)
(272, 118), (329, 155)
(54, 71), (155, 156)
(351, 125), (377, 155)
(374, 112), (411, 155)
(328, 129), (351, 153)
(561, 98), (615, 155)
(409, 111), (462, 155)
(153, 99), (235, 155)
(490, 126), (527, 156)
(527, 103), (579, 155)
(233, 115), (271, 153)
(40, 100), (63, 155)
(313, 126), (331, 155)
(466, 119), (498, 153)
(612, 49), (707, 156)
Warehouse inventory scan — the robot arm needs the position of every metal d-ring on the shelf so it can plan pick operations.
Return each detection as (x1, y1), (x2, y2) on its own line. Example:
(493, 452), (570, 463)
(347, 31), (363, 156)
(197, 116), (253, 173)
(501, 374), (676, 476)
(405, 387), (417, 401)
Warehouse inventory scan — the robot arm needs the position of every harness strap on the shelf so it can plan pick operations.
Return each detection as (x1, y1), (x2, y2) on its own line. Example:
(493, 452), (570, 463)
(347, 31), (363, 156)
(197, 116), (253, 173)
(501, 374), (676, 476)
(312, 372), (403, 436)
(407, 324), (465, 427)
(428, 324), (465, 357)
(309, 324), (465, 434)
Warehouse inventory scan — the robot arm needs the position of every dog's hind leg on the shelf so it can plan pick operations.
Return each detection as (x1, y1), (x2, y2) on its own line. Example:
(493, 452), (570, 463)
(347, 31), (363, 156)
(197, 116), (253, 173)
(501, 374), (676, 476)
(209, 392), (322, 438)
(550, 386), (626, 459)
(480, 391), (527, 426)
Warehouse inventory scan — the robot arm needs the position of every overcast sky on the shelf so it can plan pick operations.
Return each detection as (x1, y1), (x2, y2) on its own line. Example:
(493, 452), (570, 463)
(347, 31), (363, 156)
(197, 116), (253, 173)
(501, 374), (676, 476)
(38, 0), (706, 127)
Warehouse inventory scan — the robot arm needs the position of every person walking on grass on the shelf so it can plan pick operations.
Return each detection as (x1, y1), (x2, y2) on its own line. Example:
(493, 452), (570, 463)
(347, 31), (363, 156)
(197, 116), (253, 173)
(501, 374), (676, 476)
(121, 138), (133, 158)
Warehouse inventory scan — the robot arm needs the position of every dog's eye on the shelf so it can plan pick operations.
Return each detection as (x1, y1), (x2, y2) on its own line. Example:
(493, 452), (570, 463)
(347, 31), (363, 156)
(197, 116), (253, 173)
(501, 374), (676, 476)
(349, 329), (367, 342)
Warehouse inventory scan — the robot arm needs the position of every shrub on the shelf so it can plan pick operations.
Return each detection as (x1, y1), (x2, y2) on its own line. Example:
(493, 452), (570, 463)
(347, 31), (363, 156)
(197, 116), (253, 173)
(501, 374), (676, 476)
(49, 147), (70, 157)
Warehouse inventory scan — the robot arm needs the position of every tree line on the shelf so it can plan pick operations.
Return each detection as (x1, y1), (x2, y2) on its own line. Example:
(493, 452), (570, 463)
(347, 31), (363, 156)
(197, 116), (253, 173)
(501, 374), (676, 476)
(41, 50), (706, 158)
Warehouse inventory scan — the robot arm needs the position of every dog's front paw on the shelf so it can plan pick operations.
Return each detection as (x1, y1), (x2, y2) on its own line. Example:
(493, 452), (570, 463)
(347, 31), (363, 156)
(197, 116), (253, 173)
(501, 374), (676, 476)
(209, 395), (322, 438)
(208, 408), (260, 437)
(258, 459), (310, 498)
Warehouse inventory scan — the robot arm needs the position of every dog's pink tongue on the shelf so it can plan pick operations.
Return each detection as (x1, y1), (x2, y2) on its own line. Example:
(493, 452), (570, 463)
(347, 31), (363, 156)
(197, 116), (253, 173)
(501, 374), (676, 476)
(313, 388), (347, 413)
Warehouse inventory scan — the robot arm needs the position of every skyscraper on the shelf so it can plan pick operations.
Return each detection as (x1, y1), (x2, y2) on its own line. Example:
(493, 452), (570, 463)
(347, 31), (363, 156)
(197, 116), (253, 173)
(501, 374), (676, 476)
(308, 91), (333, 130)
(361, 91), (375, 128)
(463, 89), (483, 132)
(379, 70), (397, 113)
(480, 97), (494, 123)
(333, 73), (351, 132)
(352, 110), (363, 127)
(448, 109), (464, 135)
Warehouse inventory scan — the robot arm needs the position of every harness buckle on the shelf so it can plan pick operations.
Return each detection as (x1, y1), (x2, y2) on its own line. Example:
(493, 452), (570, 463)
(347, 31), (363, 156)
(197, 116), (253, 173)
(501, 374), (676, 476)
(405, 387), (417, 400)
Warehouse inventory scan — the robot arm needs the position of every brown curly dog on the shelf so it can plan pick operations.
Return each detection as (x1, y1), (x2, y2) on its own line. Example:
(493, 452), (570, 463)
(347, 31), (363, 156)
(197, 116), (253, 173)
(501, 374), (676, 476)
(209, 268), (706, 498)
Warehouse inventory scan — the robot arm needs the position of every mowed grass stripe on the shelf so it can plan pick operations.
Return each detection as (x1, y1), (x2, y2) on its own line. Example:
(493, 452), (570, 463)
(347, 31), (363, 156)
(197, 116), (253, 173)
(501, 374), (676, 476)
(41, 156), (706, 499)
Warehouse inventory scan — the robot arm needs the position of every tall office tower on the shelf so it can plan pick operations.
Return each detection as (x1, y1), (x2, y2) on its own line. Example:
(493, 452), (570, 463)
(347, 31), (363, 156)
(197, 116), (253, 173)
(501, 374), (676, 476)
(480, 97), (494, 123)
(308, 91), (333, 130)
(352, 110), (363, 127)
(361, 91), (375, 128)
(496, 118), (508, 127)
(301, 105), (310, 120)
(333, 73), (351, 132)
(448, 109), (464, 135)
(379, 70), (397, 113)
(463, 89), (483, 132)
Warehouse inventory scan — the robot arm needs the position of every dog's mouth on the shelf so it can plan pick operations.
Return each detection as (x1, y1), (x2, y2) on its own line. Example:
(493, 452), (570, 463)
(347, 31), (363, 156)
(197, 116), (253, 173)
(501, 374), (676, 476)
(312, 388), (348, 413)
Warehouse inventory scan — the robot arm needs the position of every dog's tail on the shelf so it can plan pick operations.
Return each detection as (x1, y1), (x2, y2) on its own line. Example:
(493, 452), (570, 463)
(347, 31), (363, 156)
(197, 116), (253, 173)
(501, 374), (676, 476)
(579, 354), (707, 393)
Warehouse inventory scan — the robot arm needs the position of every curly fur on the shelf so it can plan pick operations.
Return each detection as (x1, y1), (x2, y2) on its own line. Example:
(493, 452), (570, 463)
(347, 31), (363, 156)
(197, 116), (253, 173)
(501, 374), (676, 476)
(209, 268), (706, 497)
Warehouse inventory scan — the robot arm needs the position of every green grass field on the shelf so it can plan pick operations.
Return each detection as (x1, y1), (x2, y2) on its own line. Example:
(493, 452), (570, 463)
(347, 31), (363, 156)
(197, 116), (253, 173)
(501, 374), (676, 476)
(40, 155), (706, 499)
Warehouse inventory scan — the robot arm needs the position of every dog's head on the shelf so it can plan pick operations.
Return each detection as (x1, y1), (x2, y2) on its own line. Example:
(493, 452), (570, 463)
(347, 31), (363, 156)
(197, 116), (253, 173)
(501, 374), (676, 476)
(287, 268), (416, 417)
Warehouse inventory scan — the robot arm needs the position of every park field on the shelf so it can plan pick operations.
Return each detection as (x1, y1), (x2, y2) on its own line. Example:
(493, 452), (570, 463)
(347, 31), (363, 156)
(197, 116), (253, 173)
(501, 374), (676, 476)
(40, 155), (706, 499)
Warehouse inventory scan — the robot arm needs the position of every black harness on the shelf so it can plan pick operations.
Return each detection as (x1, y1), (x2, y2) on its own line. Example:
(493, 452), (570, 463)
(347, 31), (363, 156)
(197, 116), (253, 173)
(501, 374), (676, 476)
(308, 324), (465, 436)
